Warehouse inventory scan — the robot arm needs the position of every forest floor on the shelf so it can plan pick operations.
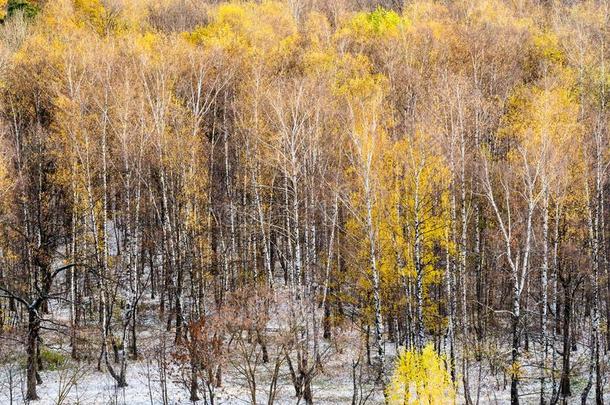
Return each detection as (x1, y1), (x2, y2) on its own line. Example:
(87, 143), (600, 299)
(0, 285), (605, 404)
(1, 345), (600, 404)
(0, 326), (383, 404)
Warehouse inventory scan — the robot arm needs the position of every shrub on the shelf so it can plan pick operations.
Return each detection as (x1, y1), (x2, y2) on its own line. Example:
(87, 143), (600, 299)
(386, 343), (455, 405)
(7, 0), (39, 20)
(40, 347), (67, 371)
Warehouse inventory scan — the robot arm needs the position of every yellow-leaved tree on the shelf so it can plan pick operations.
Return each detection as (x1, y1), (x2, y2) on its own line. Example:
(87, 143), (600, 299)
(387, 344), (456, 405)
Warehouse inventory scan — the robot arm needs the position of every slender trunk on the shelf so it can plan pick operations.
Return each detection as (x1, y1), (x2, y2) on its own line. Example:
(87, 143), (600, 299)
(26, 308), (40, 400)
(444, 230), (456, 382)
(559, 277), (572, 402)
(459, 126), (472, 405)
(413, 172), (426, 352)
(550, 208), (560, 402)
(511, 285), (521, 405)
(364, 176), (384, 377)
(541, 192), (549, 404)
(291, 173), (302, 290)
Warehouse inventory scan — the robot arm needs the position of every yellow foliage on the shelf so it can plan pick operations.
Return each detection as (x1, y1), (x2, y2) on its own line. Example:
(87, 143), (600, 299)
(499, 77), (581, 185)
(340, 7), (404, 40)
(184, 1), (298, 68)
(73, 0), (104, 22)
(532, 30), (564, 64)
(460, 0), (533, 30)
(0, 141), (13, 209)
(378, 132), (451, 276)
(507, 360), (524, 380)
(304, 11), (332, 49)
(404, 1), (450, 23)
(403, 1), (453, 40)
(567, 1), (609, 33)
(73, 0), (109, 34)
(302, 49), (336, 75)
(387, 344), (455, 405)
(134, 31), (160, 55)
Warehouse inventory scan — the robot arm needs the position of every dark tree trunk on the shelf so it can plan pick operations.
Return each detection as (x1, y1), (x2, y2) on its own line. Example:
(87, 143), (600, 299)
(559, 281), (572, 401)
(190, 359), (199, 401)
(511, 310), (520, 405)
(323, 299), (331, 339)
(26, 308), (41, 400)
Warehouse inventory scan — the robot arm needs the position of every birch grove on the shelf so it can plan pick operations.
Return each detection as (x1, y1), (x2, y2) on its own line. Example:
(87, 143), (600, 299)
(0, 1), (610, 404)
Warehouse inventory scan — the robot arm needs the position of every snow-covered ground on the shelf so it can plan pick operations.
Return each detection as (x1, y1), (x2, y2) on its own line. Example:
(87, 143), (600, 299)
(0, 335), (382, 404)
(0, 286), (384, 404)
(0, 340), (605, 404)
(0, 284), (606, 404)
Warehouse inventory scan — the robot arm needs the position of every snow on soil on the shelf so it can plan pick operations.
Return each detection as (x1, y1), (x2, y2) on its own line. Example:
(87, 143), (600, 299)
(0, 344), (381, 404)
(0, 343), (605, 404)
(1, 284), (606, 404)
